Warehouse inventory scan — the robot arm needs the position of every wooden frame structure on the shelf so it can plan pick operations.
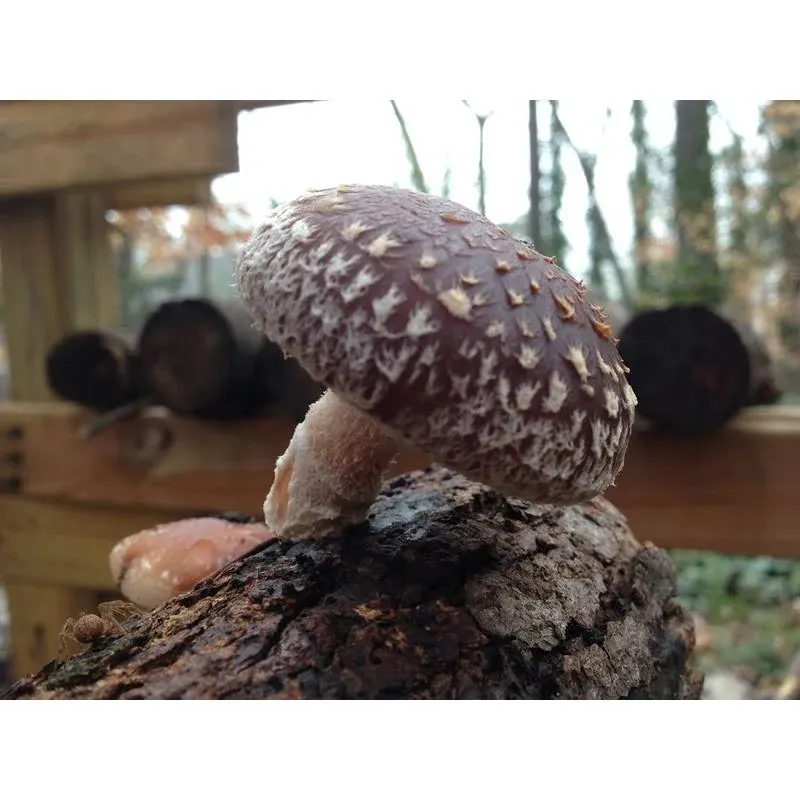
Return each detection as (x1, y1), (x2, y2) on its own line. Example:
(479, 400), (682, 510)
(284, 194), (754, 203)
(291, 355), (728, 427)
(1, 100), (799, 680)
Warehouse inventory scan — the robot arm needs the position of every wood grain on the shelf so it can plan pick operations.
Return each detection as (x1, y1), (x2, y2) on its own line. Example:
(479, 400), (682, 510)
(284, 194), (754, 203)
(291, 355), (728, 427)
(0, 402), (432, 517)
(0, 101), (239, 196)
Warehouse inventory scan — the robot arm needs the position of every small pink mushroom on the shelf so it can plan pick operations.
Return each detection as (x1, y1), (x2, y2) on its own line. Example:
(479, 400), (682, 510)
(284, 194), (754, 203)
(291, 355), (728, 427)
(109, 516), (274, 609)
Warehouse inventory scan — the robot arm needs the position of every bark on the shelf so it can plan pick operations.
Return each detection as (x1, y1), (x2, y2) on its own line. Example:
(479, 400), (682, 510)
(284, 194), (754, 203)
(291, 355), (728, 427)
(618, 304), (781, 435)
(2, 468), (703, 700)
(45, 330), (140, 412)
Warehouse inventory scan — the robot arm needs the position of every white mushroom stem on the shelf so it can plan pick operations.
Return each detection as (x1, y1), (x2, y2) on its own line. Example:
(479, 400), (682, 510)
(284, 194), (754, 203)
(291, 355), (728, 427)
(264, 389), (401, 539)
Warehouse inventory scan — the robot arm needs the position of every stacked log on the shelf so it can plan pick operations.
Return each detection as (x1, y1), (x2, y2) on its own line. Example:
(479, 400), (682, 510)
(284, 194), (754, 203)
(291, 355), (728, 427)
(617, 304), (782, 435)
(43, 297), (323, 424)
(45, 330), (140, 412)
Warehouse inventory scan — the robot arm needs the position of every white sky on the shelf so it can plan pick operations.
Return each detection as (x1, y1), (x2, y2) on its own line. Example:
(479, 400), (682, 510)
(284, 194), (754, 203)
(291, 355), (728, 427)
(212, 100), (766, 288)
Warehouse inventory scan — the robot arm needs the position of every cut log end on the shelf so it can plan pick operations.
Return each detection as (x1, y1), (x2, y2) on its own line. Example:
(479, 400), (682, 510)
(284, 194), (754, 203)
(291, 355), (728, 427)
(619, 305), (756, 435)
(45, 331), (139, 412)
(2, 468), (703, 700)
(137, 298), (262, 419)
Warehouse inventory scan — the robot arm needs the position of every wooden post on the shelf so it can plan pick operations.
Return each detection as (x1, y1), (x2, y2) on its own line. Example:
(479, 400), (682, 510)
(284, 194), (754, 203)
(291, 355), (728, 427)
(4, 584), (98, 678)
(0, 101), (250, 680)
(0, 189), (119, 677)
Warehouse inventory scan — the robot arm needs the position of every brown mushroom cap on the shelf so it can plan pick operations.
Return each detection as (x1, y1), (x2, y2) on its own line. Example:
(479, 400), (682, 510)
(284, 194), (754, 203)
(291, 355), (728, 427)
(236, 185), (637, 504)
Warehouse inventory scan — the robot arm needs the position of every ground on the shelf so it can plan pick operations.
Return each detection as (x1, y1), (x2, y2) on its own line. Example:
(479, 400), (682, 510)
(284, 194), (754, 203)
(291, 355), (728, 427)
(670, 549), (800, 698)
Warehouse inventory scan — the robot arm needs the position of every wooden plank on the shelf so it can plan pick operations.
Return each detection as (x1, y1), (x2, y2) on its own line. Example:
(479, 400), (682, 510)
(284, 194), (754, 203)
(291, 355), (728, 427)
(0, 402), (433, 516)
(0, 101), (239, 197)
(234, 100), (317, 112)
(3, 400), (800, 557)
(54, 190), (120, 330)
(105, 177), (212, 210)
(4, 581), (98, 678)
(606, 406), (800, 558)
(0, 495), (189, 590)
(0, 192), (121, 398)
(0, 199), (70, 400)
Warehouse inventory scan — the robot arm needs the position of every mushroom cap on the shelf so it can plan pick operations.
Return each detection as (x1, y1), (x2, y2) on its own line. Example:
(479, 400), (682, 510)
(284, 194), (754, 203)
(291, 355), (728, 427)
(236, 185), (637, 504)
(109, 517), (273, 609)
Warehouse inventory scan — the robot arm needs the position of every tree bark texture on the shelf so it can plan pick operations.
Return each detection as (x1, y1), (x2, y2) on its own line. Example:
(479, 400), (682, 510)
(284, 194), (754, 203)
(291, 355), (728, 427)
(2, 468), (703, 700)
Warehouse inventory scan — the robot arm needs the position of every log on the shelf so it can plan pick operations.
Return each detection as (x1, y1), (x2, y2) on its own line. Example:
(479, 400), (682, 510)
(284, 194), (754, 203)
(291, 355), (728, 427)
(1, 468), (703, 700)
(618, 304), (781, 435)
(256, 339), (324, 423)
(136, 298), (267, 420)
(44, 330), (140, 412)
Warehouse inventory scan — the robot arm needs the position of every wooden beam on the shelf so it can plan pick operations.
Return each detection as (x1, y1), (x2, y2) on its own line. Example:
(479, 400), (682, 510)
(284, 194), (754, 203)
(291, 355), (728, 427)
(4, 582), (98, 679)
(105, 177), (212, 210)
(0, 494), (189, 590)
(54, 190), (120, 330)
(0, 191), (121, 398)
(0, 101), (239, 197)
(0, 402), (432, 517)
(605, 406), (800, 558)
(0, 199), (70, 400)
(234, 100), (317, 112)
(3, 400), (800, 557)
(3, 402), (800, 557)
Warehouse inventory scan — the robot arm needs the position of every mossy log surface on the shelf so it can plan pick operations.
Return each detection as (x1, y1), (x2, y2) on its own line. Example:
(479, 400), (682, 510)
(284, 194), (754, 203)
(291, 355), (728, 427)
(1, 468), (702, 700)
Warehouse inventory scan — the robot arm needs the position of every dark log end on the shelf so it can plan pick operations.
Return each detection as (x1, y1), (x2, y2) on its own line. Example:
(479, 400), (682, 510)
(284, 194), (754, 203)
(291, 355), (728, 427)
(45, 331), (139, 412)
(137, 298), (265, 419)
(619, 304), (752, 434)
(257, 340), (325, 423)
(2, 468), (702, 700)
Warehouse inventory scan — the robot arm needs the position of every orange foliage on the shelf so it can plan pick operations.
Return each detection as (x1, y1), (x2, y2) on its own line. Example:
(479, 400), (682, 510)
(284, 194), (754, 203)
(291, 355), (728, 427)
(109, 201), (255, 262)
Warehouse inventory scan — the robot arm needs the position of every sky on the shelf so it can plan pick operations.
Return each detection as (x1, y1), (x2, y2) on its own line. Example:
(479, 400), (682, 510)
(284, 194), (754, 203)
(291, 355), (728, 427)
(211, 99), (767, 292)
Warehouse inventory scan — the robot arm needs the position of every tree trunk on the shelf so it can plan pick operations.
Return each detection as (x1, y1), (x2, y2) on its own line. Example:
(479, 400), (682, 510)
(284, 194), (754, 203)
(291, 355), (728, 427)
(630, 100), (654, 295)
(764, 101), (800, 361)
(45, 330), (140, 412)
(618, 304), (781, 435)
(2, 468), (703, 700)
(674, 100), (722, 305)
(528, 100), (542, 246)
(136, 298), (268, 420)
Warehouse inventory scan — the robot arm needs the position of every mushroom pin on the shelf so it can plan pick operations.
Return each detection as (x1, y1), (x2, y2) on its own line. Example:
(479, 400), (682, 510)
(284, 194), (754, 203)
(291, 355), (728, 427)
(109, 516), (273, 609)
(236, 185), (637, 540)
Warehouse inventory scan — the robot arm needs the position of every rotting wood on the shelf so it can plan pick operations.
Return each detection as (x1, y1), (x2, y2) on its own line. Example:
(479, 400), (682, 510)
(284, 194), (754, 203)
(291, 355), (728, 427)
(0, 468), (703, 700)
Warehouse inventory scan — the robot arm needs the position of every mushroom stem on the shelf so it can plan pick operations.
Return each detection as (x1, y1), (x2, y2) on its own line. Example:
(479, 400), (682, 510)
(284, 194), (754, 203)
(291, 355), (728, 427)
(264, 389), (401, 539)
